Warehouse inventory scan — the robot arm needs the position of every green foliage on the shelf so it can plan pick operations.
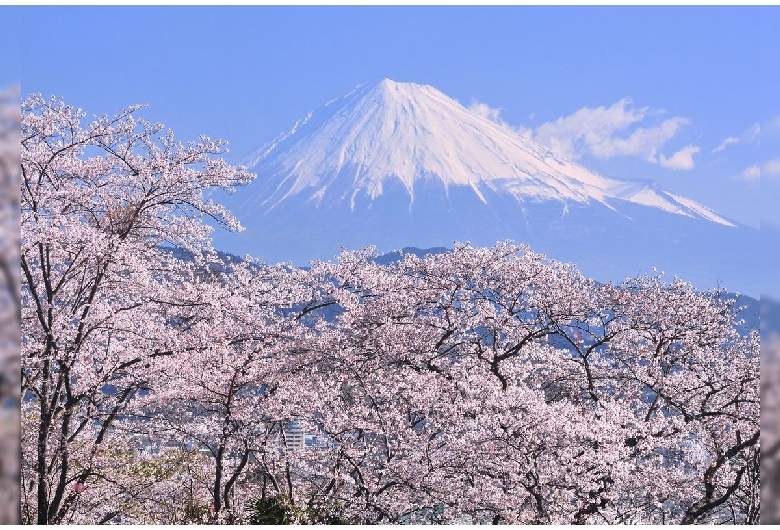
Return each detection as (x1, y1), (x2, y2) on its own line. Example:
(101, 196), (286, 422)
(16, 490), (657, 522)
(247, 496), (290, 525)
(247, 495), (352, 525)
(183, 501), (210, 524)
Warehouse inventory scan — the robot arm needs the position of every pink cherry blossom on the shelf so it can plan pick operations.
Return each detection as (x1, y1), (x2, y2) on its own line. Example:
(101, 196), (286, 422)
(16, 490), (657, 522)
(21, 97), (759, 524)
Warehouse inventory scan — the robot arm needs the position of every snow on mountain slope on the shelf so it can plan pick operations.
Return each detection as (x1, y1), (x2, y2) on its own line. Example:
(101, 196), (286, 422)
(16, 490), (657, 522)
(242, 78), (734, 227)
(217, 79), (759, 295)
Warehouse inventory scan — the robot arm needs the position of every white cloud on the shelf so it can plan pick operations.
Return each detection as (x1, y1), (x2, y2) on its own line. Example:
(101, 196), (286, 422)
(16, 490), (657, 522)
(713, 123), (760, 153)
(729, 160), (780, 183)
(526, 99), (695, 168)
(768, 116), (780, 134)
(531, 98), (653, 160)
(746, 123), (760, 141)
(591, 116), (690, 161)
(469, 97), (698, 169)
(764, 159), (780, 178)
(468, 100), (534, 140)
(713, 136), (739, 153)
(659, 145), (700, 170)
(732, 164), (760, 183)
(468, 101), (505, 125)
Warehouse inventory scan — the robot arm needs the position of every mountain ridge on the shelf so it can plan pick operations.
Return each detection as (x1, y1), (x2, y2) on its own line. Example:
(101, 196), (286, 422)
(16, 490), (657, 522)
(240, 78), (734, 227)
(215, 79), (760, 296)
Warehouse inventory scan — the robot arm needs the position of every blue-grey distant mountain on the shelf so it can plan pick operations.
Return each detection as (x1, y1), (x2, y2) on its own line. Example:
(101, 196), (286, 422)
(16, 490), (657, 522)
(218, 79), (761, 296)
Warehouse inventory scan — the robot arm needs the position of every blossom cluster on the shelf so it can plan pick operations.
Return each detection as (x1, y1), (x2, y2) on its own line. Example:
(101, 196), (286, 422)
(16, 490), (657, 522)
(21, 98), (759, 524)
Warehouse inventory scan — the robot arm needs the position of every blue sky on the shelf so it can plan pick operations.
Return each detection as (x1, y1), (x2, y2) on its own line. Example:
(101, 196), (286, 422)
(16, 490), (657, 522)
(12, 5), (777, 231)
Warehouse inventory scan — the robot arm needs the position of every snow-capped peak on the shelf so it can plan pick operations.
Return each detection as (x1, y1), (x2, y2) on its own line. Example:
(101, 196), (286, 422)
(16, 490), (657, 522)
(242, 79), (734, 227)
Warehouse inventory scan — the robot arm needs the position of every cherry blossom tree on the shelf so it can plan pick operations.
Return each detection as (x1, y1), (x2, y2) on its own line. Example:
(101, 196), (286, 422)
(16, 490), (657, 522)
(20, 95), (253, 524)
(276, 244), (759, 524)
(132, 260), (323, 524)
(20, 95), (759, 525)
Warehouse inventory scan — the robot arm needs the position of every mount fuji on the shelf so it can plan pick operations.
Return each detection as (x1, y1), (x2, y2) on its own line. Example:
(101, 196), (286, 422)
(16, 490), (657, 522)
(217, 79), (760, 296)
